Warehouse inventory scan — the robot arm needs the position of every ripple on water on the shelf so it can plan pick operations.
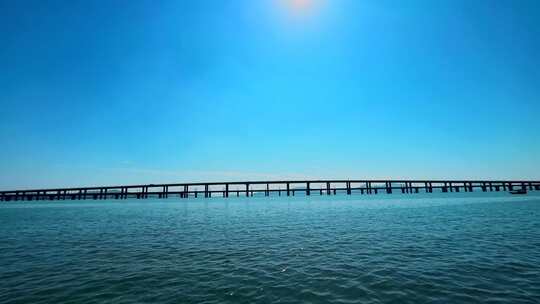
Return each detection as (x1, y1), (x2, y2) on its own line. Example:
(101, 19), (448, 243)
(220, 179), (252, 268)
(1, 195), (540, 303)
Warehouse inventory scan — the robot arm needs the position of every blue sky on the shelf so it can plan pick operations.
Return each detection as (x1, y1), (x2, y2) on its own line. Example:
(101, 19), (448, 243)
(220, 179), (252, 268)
(1, 0), (539, 189)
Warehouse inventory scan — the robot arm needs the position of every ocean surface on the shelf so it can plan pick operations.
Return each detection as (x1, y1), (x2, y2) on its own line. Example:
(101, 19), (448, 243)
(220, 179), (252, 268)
(1, 192), (539, 303)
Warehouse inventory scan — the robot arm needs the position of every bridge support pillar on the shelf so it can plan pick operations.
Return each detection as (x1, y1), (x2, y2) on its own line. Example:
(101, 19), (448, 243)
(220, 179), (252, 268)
(442, 183), (448, 193)
(326, 182), (331, 195)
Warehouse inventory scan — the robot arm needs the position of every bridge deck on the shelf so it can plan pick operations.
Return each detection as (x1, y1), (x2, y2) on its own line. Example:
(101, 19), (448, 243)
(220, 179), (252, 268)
(1, 179), (539, 202)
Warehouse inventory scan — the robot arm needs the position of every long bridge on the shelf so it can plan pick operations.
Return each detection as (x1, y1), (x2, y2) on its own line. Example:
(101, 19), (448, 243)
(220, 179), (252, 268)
(1, 179), (539, 202)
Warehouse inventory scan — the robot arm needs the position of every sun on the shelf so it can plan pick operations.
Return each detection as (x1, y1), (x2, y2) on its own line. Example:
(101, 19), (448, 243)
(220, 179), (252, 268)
(271, 0), (326, 28)
(290, 0), (313, 11)
(282, 0), (317, 15)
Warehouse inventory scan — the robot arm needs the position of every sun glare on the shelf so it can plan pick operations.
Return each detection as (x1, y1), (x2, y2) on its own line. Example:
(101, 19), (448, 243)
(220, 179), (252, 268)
(291, 0), (313, 11)
(280, 0), (320, 17)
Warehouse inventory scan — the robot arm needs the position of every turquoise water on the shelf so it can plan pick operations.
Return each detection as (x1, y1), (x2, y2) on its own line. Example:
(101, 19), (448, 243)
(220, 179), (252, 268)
(1, 192), (540, 303)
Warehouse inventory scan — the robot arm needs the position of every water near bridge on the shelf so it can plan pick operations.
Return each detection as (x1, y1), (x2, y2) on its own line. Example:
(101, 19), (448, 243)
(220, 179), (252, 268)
(1, 192), (539, 303)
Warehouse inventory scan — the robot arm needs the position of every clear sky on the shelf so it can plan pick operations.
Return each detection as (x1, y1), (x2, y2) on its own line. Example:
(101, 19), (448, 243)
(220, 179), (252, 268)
(1, 0), (539, 189)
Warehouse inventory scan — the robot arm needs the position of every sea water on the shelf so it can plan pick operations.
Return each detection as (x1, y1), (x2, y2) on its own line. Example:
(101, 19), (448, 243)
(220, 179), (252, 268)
(1, 192), (539, 303)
